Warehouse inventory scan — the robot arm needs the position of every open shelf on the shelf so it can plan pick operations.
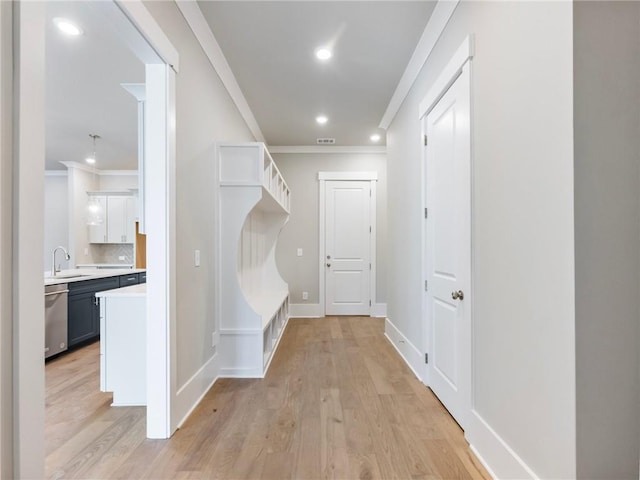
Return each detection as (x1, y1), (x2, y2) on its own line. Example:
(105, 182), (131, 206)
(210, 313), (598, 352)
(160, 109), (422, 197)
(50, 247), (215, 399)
(217, 142), (291, 378)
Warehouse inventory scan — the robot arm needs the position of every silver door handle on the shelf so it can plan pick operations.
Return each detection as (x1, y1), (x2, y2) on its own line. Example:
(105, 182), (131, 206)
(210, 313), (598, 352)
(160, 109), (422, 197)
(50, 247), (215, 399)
(451, 290), (464, 300)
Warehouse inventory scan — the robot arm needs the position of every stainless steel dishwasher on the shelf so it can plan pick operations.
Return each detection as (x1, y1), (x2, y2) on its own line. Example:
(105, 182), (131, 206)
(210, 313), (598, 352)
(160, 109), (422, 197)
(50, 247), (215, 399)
(45, 283), (68, 359)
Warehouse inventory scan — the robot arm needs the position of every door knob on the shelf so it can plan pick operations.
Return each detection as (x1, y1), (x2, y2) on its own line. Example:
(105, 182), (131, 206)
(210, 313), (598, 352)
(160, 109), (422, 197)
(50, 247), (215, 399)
(326, 263), (331, 268)
(451, 290), (464, 300)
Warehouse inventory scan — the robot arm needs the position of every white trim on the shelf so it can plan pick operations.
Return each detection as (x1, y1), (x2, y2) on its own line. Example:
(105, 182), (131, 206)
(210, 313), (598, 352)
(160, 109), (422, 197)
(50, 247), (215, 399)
(419, 35), (474, 119)
(384, 318), (423, 382)
(318, 171), (378, 181)
(319, 180), (326, 316)
(115, 0), (179, 72)
(175, 354), (219, 429)
(371, 303), (387, 318)
(379, 0), (460, 129)
(369, 180), (377, 315)
(59, 161), (137, 176)
(467, 411), (538, 479)
(289, 303), (322, 318)
(144, 64), (177, 439)
(60, 161), (98, 175)
(44, 170), (67, 177)
(220, 367), (264, 378)
(13, 3), (46, 477)
(269, 146), (386, 155)
(175, 1), (265, 143)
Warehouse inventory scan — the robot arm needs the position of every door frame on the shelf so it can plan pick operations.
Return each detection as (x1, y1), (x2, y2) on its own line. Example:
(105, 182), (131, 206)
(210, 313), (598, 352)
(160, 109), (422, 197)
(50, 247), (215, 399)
(9, 1), (178, 476)
(419, 35), (474, 412)
(318, 171), (377, 317)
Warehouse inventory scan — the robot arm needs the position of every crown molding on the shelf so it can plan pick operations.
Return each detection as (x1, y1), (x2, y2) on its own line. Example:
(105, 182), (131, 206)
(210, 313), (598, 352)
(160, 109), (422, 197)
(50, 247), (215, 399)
(268, 146), (386, 155)
(59, 161), (137, 176)
(175, 0), (266, 143)
(379, 0), (460, 129)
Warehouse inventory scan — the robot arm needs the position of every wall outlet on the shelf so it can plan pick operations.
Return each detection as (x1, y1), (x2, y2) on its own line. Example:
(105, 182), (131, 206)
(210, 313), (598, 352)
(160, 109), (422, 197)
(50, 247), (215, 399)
(194, 249), (201, 267)
(302, 291), (308, 301)
(297, 248), (303, 257)
(118, 256), (125, 261)
(84, 248), (89, 256)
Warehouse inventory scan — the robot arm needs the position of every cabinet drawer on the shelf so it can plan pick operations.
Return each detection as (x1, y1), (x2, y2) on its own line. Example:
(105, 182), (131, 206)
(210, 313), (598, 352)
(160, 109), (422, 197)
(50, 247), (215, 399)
(138, 272), (146, 284)
(119, 274), (139, 287)
(68, 276), (120, 296)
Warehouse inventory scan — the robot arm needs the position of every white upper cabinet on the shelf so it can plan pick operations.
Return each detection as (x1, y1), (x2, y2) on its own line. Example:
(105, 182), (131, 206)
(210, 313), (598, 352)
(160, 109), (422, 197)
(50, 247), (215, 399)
(89, 193), (136, 244)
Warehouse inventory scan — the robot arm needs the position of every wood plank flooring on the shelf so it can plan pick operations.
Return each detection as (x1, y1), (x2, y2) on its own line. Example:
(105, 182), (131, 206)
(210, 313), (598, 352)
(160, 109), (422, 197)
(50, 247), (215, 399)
(46, 317), (490, 479)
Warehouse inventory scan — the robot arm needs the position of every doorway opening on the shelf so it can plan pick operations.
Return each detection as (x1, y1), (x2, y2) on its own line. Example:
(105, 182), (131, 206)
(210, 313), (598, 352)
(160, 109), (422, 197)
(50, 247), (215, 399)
(13, 1), (177, 476)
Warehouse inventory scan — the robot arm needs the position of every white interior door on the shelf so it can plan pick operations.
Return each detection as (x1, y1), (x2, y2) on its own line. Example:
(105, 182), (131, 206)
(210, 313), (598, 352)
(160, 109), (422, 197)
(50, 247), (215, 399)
(425, 64), (471, 428)
(325, 180), (371, 315)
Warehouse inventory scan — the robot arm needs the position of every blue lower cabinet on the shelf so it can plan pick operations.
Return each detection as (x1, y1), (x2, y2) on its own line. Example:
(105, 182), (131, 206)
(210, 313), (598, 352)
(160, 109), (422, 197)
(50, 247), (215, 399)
(67, 277), (119, 347)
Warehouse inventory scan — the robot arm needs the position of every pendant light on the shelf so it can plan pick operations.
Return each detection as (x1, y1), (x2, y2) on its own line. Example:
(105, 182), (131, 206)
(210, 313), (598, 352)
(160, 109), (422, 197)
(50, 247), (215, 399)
(86, 134), (104, 226)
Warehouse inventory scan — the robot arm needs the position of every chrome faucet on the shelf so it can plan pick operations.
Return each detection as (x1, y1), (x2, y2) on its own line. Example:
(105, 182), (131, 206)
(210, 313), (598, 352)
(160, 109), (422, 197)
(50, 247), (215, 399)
(51, 246), (71, 277)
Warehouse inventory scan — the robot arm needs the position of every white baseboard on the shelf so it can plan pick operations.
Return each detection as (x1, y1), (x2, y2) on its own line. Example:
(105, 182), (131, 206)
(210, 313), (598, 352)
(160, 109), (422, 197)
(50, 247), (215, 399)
(289, 303), (322, 318)
(384, 317), (423, 381)
(372, 303), (387, 317)
(290, 303), (387, 318)
(466, 410), (538, 480)
(175, 353), (219, 428)
(219, 367), (264, 378)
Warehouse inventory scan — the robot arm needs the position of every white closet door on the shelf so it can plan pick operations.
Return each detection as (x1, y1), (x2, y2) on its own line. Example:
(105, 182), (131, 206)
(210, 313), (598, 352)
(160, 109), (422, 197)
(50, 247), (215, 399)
(425, 64), (471, 429)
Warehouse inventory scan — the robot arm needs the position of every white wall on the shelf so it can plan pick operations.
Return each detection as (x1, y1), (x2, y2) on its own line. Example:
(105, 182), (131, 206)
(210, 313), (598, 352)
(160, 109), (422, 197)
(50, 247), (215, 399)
(67, 166), (99, 266)
(386, 2), (575, 478)
(43, 173), (69, 272)
(0, 1), (12, 476)
(11, 2), (46, 478)
(273, 152), (387, 312)
(98, 172), (137, 191)
(143, 2), (255, 406)
(573, 2), (640, 477)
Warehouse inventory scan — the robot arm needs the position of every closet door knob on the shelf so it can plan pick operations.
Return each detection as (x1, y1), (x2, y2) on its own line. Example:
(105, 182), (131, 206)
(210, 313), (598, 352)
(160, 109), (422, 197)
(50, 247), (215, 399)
(451, 290), (464, 301)
(326, 263), (331, 268)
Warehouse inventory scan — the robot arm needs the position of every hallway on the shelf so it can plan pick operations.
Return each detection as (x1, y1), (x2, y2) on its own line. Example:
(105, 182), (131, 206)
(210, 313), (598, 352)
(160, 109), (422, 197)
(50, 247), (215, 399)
(46, 318), (489, 479)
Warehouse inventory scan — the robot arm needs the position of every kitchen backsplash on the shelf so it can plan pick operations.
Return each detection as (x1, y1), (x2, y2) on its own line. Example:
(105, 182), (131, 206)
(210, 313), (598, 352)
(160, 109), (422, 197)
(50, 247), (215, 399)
(92, 244), (134, 264)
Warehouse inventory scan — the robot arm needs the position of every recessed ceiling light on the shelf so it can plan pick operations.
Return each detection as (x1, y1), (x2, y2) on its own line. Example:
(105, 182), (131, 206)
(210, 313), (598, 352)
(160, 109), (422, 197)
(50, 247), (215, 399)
(370, 134), (381, 142)
(315, 48), (332, 61)
(316, 115), (328, 125)
(85, 155), (96, 165)
(53, 18), (83, 36)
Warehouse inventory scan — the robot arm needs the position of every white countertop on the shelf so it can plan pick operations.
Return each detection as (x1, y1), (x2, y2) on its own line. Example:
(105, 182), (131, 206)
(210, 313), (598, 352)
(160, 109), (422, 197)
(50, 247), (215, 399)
(44, 268), (146, 286)
(76, 263), (134, 268)
(96, 283), (146, 298)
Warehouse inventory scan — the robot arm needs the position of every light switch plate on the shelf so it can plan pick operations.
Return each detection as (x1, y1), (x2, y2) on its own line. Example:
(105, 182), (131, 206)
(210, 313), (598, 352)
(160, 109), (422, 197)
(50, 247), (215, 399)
(297, 248), (303, 257)
(194, 249), (201, 267)
(302, 291), (308, 301)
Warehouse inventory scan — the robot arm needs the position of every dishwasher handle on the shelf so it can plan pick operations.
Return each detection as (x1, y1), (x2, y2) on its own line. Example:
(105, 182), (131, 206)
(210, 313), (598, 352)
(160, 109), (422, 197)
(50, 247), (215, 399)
(44, 289), (69, 297)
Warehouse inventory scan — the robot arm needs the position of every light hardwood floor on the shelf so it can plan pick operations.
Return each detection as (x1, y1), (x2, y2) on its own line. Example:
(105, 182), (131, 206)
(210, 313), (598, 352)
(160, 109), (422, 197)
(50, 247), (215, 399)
(46, 317), (490, 479)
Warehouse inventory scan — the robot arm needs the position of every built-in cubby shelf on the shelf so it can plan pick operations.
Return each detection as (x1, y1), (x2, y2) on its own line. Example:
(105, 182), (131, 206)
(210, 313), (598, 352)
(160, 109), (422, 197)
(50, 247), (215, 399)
(217, 142), (290, 378)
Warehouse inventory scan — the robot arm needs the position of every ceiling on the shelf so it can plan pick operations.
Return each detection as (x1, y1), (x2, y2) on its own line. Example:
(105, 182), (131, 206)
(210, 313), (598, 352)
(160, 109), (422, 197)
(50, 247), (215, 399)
(44, 1), (435, 171)
(198, 1), (436, 147)
(45, 2), (144, 171)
